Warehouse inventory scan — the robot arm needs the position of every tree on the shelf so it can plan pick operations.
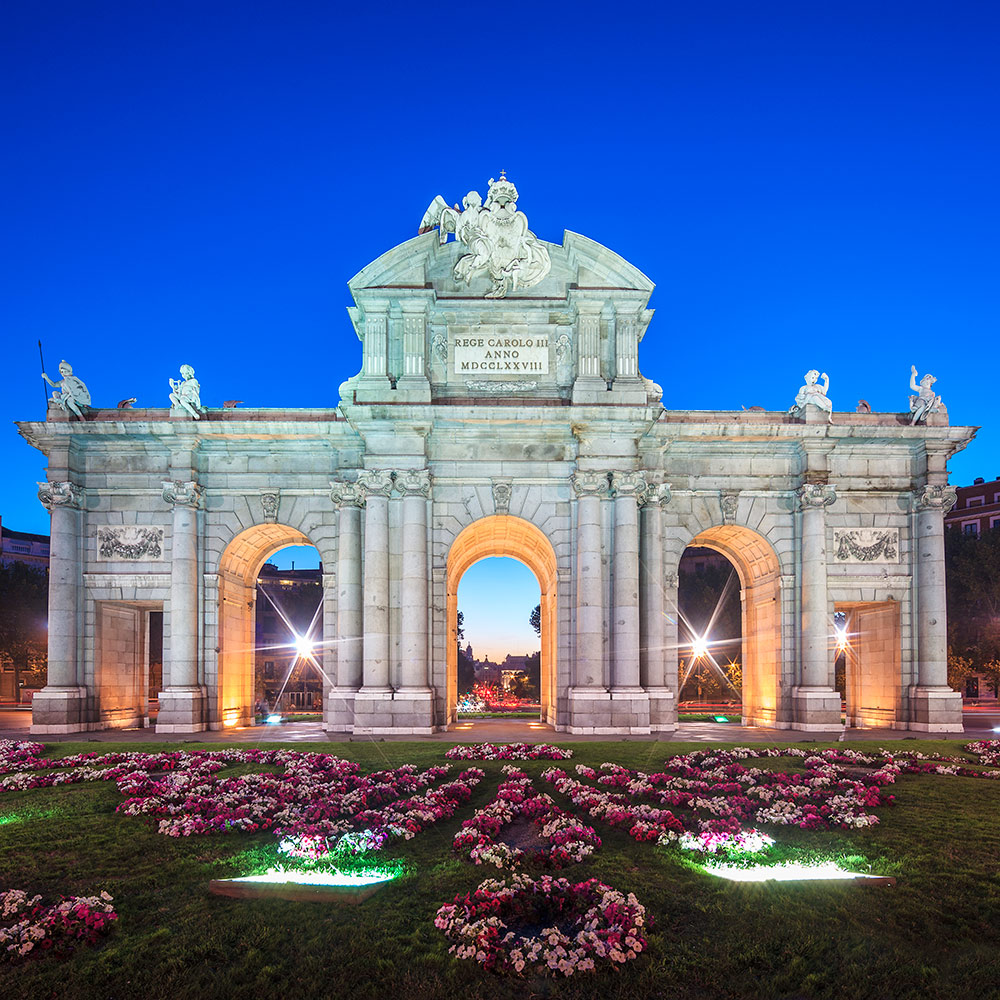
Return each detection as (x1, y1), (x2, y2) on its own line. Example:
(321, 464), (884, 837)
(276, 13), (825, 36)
(456, 610), (465, 642)
(0, 563), (49, 701)
(529, 604), (540, 637)
(946, 526), (1000, 687)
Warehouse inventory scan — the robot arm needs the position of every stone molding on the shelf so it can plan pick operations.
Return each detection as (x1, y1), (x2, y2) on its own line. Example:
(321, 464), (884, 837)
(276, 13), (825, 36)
(37, 480), (83, 510)
(96, 526), (164, 561)
(797, 483), (837, 511)
(832, 528), (900, 563)
(465, 380), (539, 393)
(161, 480), (203, 509)
(491, 479), (512, 514)
(260, 490), (280, 523)
(914, 484), (958, 514)
(571, 471), (612, 498)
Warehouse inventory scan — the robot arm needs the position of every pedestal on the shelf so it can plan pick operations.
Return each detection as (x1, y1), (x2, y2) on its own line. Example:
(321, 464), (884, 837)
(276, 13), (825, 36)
(791, 686), (842, 731)
(29, 686), (89, 734)
(155, 687), (208, 733)
(908, 686), (964, 732)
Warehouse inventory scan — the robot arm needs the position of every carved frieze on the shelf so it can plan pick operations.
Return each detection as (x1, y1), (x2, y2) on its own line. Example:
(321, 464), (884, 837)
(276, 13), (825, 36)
(914, 485), (958, 514)
(97, 526), (165, 562)
(492, 479), (512, 515)
(37, 480), (83, 510)
(797, 484), (837, 511)
(260, 491), (280, 523)
(161, 480), (202, 508)
(833, 528), (900, 563)
(465, 380), (538, 393)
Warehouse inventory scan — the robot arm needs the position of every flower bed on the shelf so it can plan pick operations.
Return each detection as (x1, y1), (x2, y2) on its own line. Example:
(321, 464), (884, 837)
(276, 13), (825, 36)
(445, 743), (572, 761)
(453, 765), (600, 868)
(0, 889), (116, 962)
(434, 873), (648, 976)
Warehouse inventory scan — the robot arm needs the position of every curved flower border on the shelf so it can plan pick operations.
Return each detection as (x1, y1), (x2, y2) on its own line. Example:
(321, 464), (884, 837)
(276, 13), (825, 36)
(453, 765), (601, 868)
(434, 873), (648, 976)
(445, 743), (573, 761)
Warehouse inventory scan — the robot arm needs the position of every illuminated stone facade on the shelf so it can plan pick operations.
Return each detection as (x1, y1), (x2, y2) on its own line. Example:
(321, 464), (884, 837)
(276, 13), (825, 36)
(18, 181), (975, 735)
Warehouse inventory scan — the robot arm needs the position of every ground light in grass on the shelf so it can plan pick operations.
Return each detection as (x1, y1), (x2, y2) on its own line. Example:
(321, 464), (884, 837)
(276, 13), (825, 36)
(700, 859), (895, 884)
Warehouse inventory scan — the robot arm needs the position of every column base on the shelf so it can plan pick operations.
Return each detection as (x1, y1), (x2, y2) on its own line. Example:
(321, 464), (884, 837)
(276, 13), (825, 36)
(324, 686), (359, 733)
(646, 686), (677, 732)
(350, 688), (437, 735)
(30, 686), (90, 734)
(566, 687), (651, 735)
(155, 687), (208, 734)
(790, 686), (843, 731)
(907, 686), (964, 732)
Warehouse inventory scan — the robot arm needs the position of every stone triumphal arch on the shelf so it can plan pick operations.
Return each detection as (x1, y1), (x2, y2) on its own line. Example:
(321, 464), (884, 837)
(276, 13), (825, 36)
(21, 175), (974, 735)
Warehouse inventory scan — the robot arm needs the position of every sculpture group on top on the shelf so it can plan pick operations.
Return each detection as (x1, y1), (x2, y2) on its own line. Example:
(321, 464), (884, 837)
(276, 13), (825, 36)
(419, 172), (551, 299)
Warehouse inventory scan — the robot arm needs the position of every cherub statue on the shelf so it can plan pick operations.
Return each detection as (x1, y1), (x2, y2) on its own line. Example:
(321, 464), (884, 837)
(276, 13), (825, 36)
(169, 364), (206, 419)
(42, 360), (91, 419)
(790, 370), (832, 421)
(909, 365), (942, 424)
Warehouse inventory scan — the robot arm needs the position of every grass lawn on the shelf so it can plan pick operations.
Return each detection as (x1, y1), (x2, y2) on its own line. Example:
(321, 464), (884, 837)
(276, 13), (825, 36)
(1, 738), (998, 1000)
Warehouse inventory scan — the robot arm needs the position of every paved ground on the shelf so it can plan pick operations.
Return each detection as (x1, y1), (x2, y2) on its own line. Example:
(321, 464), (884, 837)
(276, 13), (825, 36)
(2, 708), (997, 746)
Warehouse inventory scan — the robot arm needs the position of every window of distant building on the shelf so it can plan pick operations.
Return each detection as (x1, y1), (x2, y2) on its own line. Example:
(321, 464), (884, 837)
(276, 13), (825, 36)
(963, 522), (980, 536)
(7, 542), (30, 553)
(967, 496), (985, 507)
(992, 517), (1000, 531)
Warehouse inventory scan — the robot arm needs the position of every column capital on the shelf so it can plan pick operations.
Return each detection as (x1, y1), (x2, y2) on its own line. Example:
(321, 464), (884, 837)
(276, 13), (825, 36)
(330, 481), (365, 507)
(397, 469), (431, 498)
(913, 484), (957, 514)
(161, 480), (202, 509)
(572, 471), (612, 498)
(356, 469), (395, 499)
(797, 483), (836, 511)
(639, 482), (672, 507)
(608, 471), (647, 500)
(37, 480), (83, 510)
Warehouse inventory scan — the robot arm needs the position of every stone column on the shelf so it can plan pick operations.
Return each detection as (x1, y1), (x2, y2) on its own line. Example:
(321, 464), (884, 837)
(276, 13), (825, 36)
(910, 485), (963, 730)
(394, 470), (435, 733)
(31, 481), (86, 734)
(156, 479), (207, 733)
(567, 472), (613, 732)
(640, 483), (675, 731)
(792, 483), (841, 730)
(359, 470), (394, 691)
(327, 482), (364, 732)
(610, 472), (651, 732)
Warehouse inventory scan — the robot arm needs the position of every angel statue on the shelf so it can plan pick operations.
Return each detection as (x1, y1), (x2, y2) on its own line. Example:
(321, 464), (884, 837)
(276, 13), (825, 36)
(169, 364), (206, 420)
(909, 366), (942, 425)
(790, 370), (833, 422)
(418, 173), (551, 299)
(42, 360), (91, 419)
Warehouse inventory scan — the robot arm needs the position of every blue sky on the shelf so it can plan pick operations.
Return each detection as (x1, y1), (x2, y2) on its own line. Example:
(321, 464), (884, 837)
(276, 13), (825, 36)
(3, 2), (998, 653)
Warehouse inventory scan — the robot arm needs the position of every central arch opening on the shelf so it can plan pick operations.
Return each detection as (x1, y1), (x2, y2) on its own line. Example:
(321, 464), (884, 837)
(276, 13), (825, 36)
(677, 525), (782, 726)
(446, 516), (557, 725)
(216, 526), (324, 729)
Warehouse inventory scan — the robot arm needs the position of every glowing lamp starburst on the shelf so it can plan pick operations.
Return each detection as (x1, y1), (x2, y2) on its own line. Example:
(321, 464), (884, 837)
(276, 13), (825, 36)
(294, 636), (314, 659)
(692, 637), (709, 659)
